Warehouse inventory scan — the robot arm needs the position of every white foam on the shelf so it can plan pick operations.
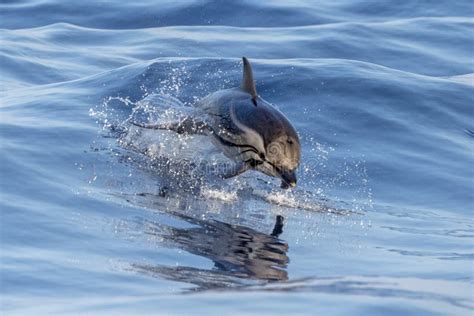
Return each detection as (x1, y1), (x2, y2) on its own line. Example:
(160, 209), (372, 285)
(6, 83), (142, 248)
(201, 188), (238, 202)
(252, 189), (329, 212)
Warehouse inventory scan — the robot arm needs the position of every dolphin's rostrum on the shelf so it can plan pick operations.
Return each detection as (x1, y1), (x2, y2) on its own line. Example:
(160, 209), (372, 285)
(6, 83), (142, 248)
(134, 57), (301, 188)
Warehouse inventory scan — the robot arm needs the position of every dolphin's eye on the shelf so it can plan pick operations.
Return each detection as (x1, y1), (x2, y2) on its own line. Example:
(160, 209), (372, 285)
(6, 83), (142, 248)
(259, 153), (265, 160)
(287, 139), (293, 145)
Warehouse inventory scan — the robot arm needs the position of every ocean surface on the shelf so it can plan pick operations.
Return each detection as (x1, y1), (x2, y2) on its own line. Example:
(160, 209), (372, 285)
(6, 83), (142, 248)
(1, 1), (473, 315)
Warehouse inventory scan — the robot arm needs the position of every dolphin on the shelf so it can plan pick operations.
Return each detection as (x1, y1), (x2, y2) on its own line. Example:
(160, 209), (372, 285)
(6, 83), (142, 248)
(133, 57), (301, 189)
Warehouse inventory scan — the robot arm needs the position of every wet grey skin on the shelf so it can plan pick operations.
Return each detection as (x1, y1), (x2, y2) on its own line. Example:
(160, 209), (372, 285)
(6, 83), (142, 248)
(134, 57), (301, 189)
(198, 57), (300, 188)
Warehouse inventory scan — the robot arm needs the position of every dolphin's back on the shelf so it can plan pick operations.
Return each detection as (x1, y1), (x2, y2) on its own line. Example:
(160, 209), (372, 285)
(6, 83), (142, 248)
(197, 88), (297, 148)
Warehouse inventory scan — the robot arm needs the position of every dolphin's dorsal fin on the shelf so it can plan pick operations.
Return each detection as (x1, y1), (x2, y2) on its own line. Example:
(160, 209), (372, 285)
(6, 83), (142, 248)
(241, 57), (258, 105)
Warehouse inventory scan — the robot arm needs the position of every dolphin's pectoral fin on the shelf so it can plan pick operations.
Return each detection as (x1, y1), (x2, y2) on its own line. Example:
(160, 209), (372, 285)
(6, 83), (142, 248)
(219, 161), (251, 179)
(131, 118), (209, 135)
(220, 158), (266, 179)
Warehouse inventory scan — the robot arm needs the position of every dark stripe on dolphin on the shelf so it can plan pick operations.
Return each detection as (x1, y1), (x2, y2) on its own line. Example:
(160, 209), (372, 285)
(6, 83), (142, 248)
(211, 129), (260, 155)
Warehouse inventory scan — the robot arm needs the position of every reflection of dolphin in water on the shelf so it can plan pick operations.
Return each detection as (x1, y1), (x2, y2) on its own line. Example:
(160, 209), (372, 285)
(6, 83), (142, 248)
(132, 214), (289, 290)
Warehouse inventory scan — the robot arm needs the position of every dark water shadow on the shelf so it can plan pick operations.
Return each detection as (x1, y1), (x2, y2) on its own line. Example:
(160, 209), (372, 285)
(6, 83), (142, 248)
(131, 213), (289, 292)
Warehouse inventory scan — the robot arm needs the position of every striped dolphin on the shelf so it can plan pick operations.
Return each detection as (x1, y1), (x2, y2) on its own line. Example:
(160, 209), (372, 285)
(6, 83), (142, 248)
(133, 57), (301, 189)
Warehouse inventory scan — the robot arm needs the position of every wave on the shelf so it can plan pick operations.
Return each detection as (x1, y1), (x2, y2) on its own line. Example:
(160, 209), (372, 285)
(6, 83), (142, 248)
(1, 16), (473, 90)
(1, 0), (473, 29)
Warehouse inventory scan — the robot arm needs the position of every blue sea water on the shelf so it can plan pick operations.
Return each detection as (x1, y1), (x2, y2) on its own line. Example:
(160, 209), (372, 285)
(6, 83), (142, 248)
(1, 1), (473, 315)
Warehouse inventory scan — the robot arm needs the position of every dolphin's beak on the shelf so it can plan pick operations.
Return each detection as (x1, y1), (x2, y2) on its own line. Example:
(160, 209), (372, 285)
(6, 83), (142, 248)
(280, 170), (297, 189)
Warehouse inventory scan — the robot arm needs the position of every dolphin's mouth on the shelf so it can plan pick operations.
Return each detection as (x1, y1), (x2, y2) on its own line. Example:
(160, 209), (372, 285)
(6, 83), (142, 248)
(280, 180), (296, 189)
(266, 160), (297, 189)
(280, 171), (297, 189)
